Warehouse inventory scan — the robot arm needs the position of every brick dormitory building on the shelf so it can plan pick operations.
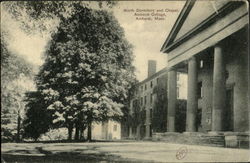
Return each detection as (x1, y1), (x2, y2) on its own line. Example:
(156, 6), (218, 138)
(122, 60), (187, 140)
(123, 0), (249, 148)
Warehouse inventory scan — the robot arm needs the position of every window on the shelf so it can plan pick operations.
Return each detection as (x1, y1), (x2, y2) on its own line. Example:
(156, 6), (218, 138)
(150, 81), (153, 88)
(150, 109), (153, 120)
(144, 96), (147, 105)
(177, 87), (179, 98)
(113, 125), (117, 131)
(141, 86), (143, 92)
(141, 110), (146, 123)
(136, 99), (139, 106)
(197, 82), (203, 98)
(226, 70), (229, 79)
(150, 94), (153, 104)
(196, 109), (202, 130)
(160, 94), (164, 100)
(141, 97), (143, 105)
(145, 84), (147, 90)
(200, 60), (204, 68)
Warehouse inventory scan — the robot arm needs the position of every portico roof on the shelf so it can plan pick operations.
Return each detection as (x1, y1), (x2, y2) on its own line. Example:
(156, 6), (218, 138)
(160, 0), (245, 53)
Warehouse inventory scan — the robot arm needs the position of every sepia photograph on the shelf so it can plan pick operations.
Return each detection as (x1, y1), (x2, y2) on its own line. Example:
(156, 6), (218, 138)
(1, 0), (249, 162)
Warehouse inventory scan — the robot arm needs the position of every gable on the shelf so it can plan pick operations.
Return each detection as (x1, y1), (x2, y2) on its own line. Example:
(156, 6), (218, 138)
(174, 0), (229, 41)
(161, 0), (242, 53)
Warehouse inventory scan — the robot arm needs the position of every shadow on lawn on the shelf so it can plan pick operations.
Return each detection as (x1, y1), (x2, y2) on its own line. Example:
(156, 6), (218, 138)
(2, 153), (124, 163)
(1, 146), (142, 163)
(2, 152), (127, 162)
(20, 139), (134, 144)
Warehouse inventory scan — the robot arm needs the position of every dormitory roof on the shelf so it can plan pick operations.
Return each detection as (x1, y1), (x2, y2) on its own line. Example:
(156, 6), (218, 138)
(136, 67), (168, 86)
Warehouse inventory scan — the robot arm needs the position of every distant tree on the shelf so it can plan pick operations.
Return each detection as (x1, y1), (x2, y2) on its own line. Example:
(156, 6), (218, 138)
(126, 84), (139, 130)
(36, 6), (135, 141)
(152, 85), (168, 132)
(152, 76), (187, 133)
(131, 99), (141, 128)
(175, 100), (187, 133)
(1, 36), (34, 142)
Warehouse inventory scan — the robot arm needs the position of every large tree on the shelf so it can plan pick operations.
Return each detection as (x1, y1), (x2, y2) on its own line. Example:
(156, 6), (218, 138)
(2, 1), (135, 141)
(36, 6), (135, 141)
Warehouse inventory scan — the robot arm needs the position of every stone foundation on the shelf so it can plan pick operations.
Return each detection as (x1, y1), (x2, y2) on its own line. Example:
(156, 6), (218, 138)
(152, 132), (249, 149)
(224, 132), (250, 149)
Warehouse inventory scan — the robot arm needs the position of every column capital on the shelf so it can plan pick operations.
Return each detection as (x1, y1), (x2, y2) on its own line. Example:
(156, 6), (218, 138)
(188, 56), (197, 62)
(168, 67), (176, 72)
(214, 41), (225, 48)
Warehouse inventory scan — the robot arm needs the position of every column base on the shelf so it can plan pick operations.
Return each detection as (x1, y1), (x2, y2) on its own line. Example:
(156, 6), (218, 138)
(183, 132), (198, 136)
(144, 137), (152, 140)
(208, 131), (225, 136)
(167, 116), (175, 132)
(165, 132), (179, 134)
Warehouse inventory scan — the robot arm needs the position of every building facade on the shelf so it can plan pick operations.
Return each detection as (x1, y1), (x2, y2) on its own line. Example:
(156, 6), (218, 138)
(161, 0), (249, 137)
(91, 120), (121, 140)
(126, 60), (187, 139)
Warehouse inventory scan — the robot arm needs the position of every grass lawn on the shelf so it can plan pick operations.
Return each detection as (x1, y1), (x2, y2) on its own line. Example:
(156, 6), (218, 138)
(2, 141), (250, 162)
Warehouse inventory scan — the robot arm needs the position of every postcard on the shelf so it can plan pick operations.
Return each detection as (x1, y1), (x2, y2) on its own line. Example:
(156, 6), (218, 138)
(1, 0), (249, 162)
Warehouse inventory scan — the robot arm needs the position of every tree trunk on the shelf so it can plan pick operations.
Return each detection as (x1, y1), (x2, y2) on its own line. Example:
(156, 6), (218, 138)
(74, 123), (80, 140)
(68, 124), (73, 141)
(87, 121), (92, 141)
(80, 126), (85, 141)
(16, 112), (21, 143)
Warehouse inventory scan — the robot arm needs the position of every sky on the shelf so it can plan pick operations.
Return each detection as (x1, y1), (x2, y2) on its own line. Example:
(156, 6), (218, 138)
(1, 1), (185, 81)
(112, 1), (185, 80)
(1, 10), (48, 66)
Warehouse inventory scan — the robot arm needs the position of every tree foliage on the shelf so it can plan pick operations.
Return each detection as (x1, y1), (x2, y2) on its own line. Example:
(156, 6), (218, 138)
(151, 77), (187, 133)
(2, 1), (117, 35)
(23, 91), (54, 140)
(2, 1), (134, 141)
(35, 6), (135, 140)
(175, 99), (187, 133)
(152, 84), (168, 132)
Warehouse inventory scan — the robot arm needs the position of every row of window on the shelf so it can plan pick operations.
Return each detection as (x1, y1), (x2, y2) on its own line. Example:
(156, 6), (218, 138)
(146, 73), (182, 90)
(133, 93), (154, 107)
(133, 108), (153, 122)
(138, 77), (160, 93)
(139, 72), (181, 93)
(134, 82), (201, 104)
(134, 67), (205, 96)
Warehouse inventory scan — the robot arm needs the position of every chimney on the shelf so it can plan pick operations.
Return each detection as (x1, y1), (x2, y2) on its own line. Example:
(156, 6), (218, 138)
(148, 60), (157, 77)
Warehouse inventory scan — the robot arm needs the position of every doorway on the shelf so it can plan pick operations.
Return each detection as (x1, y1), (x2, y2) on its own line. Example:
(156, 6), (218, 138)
(140, 125), (146, 139)
(224, 86), (234, 131)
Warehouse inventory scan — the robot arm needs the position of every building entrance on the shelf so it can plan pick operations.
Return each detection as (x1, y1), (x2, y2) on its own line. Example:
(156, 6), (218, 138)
(140, 125), (146, 139)
(224, 87), (234, 131)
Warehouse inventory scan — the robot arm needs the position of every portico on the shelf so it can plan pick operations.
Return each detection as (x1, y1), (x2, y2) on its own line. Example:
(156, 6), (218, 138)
(161, 0), (249, 135)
